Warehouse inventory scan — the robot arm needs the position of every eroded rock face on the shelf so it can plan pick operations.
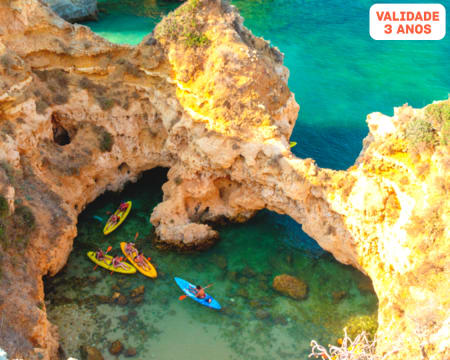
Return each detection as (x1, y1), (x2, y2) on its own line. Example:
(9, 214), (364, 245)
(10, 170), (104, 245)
(0, 1), (448, 359)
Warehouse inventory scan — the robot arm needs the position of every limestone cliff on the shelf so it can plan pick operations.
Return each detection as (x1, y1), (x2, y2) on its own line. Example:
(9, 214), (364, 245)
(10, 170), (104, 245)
(0, 0), (448, 359)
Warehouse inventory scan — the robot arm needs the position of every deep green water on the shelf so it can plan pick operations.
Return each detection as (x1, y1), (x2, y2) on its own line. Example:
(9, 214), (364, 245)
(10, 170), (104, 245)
(46, 169), (377, 359)
(45, 0), (449, 359)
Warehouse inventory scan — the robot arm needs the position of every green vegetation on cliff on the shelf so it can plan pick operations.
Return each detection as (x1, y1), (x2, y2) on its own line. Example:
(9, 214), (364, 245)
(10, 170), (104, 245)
(156, 0), (210, 48)
(404, 100), (450, 149)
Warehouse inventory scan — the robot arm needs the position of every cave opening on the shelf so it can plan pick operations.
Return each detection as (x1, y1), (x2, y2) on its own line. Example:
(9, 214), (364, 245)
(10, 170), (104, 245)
(44, 166), (378, 360)
(51, 113), (71, 146)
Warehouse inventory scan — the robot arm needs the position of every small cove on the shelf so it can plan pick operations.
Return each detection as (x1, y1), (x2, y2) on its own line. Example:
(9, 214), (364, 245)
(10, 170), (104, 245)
(45, 168), (378, 359)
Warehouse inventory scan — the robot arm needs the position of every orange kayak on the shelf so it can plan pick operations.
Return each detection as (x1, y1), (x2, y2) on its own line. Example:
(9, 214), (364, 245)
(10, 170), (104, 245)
(120, 242), (157, 278)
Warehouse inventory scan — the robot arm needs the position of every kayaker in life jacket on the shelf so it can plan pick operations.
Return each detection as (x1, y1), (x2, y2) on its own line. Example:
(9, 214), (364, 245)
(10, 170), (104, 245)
(110, 214), (120, 225)
(96, 249), (105, 262)
(125, 242), (136, 256)
(133, 252), (150, 271)
(119, 202), (129, 211)
(194, 285), (212, 303)
(112, 256), (128, 270)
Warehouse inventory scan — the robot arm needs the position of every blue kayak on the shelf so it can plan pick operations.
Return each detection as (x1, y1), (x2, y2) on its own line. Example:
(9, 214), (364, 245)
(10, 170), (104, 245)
(174, 277), (221, 310)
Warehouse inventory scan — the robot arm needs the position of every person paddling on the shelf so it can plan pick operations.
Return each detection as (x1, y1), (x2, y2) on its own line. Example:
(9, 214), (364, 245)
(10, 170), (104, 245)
(112, 256), (128, 270)
(96, 249), (106, 262)
(119, 201), (129, 211)
(109, 214), (120, 225)
(125, 242), (136, 256)
(192, 284), (212, 303)
(133, 252), (150, 271)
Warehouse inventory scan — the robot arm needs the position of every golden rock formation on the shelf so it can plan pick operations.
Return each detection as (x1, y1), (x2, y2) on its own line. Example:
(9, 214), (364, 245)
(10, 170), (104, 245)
(0, 0), (448, 359)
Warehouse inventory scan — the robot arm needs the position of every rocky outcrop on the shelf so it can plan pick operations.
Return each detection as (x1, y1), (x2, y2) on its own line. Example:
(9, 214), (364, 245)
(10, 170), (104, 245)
(0, 0), (448, 359)
(273, 274), (308, 300)
(42, 0), (98, 22)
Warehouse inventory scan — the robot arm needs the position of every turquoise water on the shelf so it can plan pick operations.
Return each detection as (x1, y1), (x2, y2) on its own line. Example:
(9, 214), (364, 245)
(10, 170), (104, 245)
(84, 0), (450, 169)
(46, 169), (377, 359)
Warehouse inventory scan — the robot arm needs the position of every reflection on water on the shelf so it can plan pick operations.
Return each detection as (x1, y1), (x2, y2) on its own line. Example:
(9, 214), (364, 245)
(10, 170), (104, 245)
(45, 169), (377, 360)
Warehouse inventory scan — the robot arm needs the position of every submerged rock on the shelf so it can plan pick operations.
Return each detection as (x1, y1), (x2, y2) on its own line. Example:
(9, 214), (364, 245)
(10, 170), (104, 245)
(272, 274), (308, 300)
(112, 292), (128, 306)
(80, 345), (104, 360)
(109, 340), (123, 355)
(124, 347), (137, 357)
(130, 285), (145, 298)
(132, 295), (144, 305)
(332, 290), (348, 303)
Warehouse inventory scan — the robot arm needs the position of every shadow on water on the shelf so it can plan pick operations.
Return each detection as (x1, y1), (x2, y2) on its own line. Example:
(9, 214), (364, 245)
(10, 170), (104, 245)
(45, 167), (378, 360)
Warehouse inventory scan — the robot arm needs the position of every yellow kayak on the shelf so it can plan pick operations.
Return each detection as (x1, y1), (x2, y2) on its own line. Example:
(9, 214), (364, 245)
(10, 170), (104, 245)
(86, 251), (136, 274)
(103, 201), (132, 235)
(120, 242), (157, 278)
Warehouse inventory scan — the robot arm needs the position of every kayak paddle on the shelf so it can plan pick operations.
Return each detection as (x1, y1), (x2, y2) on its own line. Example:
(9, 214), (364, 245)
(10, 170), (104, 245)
(93, 246), (112, 270)
(178, 284), (213, 301)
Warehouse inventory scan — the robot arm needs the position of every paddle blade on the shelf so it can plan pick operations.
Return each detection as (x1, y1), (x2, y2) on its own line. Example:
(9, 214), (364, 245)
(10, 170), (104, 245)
(106, 246), (112, 253)
(135, 232), (139, 241)
(147, 257), (151, 261)
(179, 295), (187, 301)
(93, 264), (98, 270)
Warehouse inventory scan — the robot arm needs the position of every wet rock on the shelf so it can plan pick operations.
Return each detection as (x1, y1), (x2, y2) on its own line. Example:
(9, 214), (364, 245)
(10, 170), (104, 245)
(119, 315), (129, 324)
(112, 292), (128, 306)
(255, 309), (270, 320)
(125, 347), (137, 357)
(238, 276), (248, 285)
(80, 345), (104, 360)
(273, 274), (308, 300)
(109, 340), (123, 355)
(130, 285), (145, 298)
(44, 0), (98, 23)
(332, 290), (347, 303)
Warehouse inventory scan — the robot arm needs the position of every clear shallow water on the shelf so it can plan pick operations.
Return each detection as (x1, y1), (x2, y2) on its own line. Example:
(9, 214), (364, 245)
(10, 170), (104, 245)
(46, 169), (377, 359)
